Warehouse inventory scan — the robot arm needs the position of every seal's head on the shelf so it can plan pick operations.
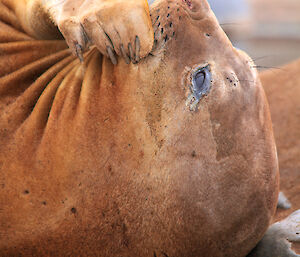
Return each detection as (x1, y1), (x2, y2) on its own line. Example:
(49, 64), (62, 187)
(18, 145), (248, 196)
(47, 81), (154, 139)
(0, 0), (279, 256)
(126, 0), (279, 256)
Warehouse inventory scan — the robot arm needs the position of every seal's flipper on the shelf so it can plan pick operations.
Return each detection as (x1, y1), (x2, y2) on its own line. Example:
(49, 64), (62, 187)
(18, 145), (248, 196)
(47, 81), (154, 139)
(247, 210), (300, 257)
(42, 0), (154, 64)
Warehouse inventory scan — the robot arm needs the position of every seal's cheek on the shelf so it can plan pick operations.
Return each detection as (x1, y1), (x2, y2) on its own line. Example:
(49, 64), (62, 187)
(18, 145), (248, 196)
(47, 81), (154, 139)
(182, 65), (212, 111)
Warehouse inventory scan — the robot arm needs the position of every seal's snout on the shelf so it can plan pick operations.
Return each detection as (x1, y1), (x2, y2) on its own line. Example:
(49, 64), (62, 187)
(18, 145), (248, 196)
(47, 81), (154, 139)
(182, 0), (192, 8)
(149, 0), (215, 54)
(150, 0), (178, 52)
(181, 0), (211, 17)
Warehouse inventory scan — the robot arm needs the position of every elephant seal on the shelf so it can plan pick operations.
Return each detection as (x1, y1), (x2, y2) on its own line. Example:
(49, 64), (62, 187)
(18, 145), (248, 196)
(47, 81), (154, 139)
(0, 0), (279, 256)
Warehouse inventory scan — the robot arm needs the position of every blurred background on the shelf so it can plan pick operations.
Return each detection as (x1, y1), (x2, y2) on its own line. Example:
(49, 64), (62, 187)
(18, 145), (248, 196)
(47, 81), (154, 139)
(208, 0), (300, 68)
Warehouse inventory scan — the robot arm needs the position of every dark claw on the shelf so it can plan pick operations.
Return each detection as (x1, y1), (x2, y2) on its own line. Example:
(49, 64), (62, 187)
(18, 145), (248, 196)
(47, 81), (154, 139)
(107, 46), (117, 65)
(128, 43), (136, 64)
(135, 36), (140, 63)
(75, 44), (84, 63)
(120, 44), (130, 64)
(80, 23), (90, 45)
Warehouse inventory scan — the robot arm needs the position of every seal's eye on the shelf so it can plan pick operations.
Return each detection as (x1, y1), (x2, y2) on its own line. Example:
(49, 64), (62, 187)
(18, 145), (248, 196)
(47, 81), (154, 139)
(186, 65), (211, 111)
(192, 65), (211, 98)
(194, 71), (205, 91)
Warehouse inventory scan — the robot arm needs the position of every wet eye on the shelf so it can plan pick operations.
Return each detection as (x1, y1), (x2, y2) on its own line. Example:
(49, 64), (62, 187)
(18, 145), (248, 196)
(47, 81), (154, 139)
(185, 65), (211, 111)
(194, 71), (205, 91)
(191, 65), (211, 99)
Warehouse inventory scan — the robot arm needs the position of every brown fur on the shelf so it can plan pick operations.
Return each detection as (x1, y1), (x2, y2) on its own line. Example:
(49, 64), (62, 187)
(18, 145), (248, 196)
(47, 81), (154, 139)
(0, 0), (279, 256)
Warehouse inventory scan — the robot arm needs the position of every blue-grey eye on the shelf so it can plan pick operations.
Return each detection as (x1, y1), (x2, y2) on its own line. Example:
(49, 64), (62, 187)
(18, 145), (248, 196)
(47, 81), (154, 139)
(192, 65), (211, 100)
(194, 71), (205, 91)
(186, 65), (212, 111)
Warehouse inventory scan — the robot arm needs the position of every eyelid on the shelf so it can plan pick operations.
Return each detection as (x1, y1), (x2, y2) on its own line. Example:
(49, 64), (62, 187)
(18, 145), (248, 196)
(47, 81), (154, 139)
(192, 65), (210, 79)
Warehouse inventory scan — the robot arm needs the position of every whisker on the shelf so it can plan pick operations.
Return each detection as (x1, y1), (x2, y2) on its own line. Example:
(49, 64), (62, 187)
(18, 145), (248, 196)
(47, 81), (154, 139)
(252, 56), (271, 62)
(238, 79), (255, 84)
(152, 15), (160, 27)
(251, 65), (283, 71)
(153, 25), (160, 35)
(220, 23), (243, 26)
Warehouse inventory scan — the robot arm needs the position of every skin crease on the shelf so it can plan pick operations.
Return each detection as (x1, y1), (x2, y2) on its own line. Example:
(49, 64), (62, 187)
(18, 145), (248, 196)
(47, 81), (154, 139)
(0, 0), (280, 256)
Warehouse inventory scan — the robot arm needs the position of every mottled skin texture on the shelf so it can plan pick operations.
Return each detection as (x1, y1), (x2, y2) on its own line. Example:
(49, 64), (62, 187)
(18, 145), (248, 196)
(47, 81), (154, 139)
(0, 0), (279, 256)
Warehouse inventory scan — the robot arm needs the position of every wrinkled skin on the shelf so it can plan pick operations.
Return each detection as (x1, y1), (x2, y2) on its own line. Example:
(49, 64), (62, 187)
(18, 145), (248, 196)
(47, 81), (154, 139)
(0, 0), (280, 256)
